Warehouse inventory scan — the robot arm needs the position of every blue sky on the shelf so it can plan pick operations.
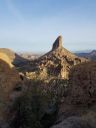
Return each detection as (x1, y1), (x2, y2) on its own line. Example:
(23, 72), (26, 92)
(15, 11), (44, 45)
(0, 0), (96, 52)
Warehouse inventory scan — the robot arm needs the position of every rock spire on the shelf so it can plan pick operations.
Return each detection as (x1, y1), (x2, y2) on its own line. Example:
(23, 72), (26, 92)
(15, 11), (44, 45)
(52, 35), (63, 50)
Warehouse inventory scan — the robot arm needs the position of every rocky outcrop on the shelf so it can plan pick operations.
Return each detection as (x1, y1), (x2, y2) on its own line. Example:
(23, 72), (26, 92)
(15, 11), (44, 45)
(0, 48), (15, 63)
(0, 52), (13, 67)
(68, 61), (96, 105)
(51, 114), (96, 128)
(0, 53), (23, 122)
(51, 62), (96, 128)
(34, 36), (88, 79)
(0, 60), (21, 100)
(51, 101), (96, 128)
(0, 48), (28, 67)
(52, 36), (63, 50)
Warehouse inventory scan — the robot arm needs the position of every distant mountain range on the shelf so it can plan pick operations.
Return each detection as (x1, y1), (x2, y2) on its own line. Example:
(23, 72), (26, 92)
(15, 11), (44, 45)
(75, 50), (96, 61)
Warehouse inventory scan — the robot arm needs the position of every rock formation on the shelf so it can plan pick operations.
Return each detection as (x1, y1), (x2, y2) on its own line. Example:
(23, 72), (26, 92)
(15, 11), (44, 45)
(52, 36), (63, 50)
(0, 52), (13, 67)
(0, 48), (28, 67)
(68, 61), (96, 105)
(34, 36), (88, 79)
(0, 52), (23, 121)
(51, 114), (96, 128)
(51, 61), (96, 128)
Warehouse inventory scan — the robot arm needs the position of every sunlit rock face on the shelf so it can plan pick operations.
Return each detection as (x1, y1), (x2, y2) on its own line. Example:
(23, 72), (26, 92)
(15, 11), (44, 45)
(0, 48), (28, 67)
(0, 52), (13, 67)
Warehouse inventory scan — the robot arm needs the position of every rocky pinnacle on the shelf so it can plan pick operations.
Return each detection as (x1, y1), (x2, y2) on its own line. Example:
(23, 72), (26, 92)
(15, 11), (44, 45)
(52, 36), (63, 50)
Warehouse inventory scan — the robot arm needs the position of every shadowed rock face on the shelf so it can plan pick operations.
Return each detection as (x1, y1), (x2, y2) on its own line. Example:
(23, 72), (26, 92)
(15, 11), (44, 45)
(52, 36), (63, 50)
(51, 62), (96, 128)
(51, 115), (96, 128)
(68, 61), (96, 105)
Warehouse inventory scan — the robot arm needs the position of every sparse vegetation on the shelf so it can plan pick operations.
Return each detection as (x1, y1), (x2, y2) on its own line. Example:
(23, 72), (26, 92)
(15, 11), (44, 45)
(10, 79), (68, 128)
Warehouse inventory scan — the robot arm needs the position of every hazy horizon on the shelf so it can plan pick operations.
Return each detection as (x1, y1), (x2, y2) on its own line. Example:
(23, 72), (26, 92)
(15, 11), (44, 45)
(0, 0), (96, 52)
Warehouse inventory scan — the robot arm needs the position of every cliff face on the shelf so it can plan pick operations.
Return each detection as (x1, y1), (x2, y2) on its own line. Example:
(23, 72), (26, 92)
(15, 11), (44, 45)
(0, 48), (28, 67)
(52, 36), (63, 50)
(35, 36), (88, 79)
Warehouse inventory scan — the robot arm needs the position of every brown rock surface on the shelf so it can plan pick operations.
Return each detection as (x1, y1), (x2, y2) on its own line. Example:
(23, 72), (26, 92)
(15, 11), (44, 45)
(51, 62), (96, 128)
(51, 114), (96, 128)
(0, 53), (22, 121)
(0, 48), (15, 63)
(0, 52), (13, 67)
(68, 61), (96, 105)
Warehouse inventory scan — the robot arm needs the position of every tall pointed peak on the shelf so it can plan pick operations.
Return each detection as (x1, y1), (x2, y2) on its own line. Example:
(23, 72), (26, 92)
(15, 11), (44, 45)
(52, 35), (63, 50)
